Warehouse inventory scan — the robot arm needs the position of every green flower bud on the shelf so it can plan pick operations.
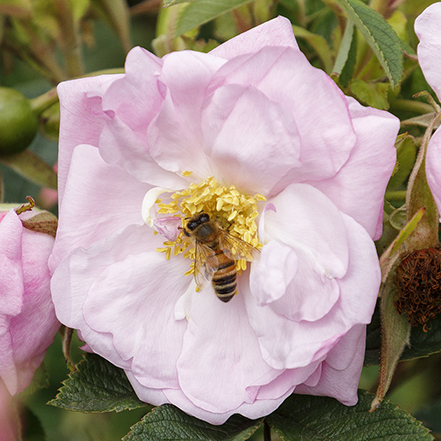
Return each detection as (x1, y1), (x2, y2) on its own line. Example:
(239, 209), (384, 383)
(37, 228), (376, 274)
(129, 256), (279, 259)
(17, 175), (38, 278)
(0, 87), (38, 155)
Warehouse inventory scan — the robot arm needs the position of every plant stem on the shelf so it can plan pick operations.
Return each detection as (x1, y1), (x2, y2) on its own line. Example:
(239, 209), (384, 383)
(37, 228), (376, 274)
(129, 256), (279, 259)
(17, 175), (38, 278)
(385, 191), (407, 201)
(30, 88), (59, 116)
(55, 0), (84, 78)
(389, 99), (434, 115)
(264, 420), (271, 441)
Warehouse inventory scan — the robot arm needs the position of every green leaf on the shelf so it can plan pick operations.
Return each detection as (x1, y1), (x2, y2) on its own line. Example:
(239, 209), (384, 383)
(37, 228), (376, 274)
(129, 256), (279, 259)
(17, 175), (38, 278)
(123, 404), (262, 441)
(335, 0), (403, 87)
(0, 150), (57, 189)
(415, 398), (441, 434)
(348, 78), (390, 109)
(402, 316), (441, 360)
(91, 0), (131, 53)
(174, 0), (254, 37)
(337, 22), (358, 87)
(266, 390), (433, 441)
(48, 353), (147, 413)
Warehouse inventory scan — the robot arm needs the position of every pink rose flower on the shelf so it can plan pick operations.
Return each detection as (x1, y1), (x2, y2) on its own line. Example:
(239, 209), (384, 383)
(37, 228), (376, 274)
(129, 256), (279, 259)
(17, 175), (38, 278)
(415, 3), (441, 214)
(0, 208), (59, 395)
(50, 17), (399, 424)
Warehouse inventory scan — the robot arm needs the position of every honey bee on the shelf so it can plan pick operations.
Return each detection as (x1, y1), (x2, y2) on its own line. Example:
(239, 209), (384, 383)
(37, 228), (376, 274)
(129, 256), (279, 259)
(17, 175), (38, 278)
(183, 212), (260, 302)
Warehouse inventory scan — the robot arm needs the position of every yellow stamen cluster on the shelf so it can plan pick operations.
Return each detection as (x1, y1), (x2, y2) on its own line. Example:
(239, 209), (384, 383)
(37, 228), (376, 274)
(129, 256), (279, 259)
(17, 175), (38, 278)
(155, 176), (265, 272)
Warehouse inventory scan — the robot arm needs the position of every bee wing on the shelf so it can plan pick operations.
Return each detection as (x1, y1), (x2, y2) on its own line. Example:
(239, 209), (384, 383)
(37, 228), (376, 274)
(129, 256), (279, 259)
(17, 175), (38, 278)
(193, 240), (219, 288)
(218, 230), (260, 262)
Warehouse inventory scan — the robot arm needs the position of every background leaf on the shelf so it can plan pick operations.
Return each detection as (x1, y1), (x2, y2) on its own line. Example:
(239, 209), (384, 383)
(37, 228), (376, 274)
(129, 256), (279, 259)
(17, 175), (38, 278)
(348, 79), (390, 109)
(48, 353), (147, 413)
(337, 22), (357, 87)
(174, 0), (254, 37)
(335, 0), (403, 87)
(291, 25), (333, 73)
(163, 0), (197, 6)
(0, 150), (57, 189)
(123, 404), (262, 441)
(266, 390), (433, 440)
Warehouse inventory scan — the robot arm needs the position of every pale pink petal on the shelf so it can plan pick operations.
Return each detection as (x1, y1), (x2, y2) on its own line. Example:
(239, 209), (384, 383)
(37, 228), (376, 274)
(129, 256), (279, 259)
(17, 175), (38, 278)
(254, 207), (340, 323)
(98, 118), (185, 188)
(294, 325), (366, 405)
(57, 74), (122, 202)
(163, 381), (295, 425)
(177, 287), (280, 413)
(0, 211), (57, 395)
(8, 227), (58, 394)
(202, 84), (301, 195)
(250, 240), (298, 305)
(0, 329), (17, 395)
(49, 145), (151, 271)
(210, 46), (356, 189)
(426, 127), (441, 217)
(310, 97), (398, 239)
(124, 372), (169, 406)
(101, 47), (163, 133)
(415, 2), (441, 101)
(147, 51), (226, 179)
(0, 211), (24, 317)
(51, 224), (190, 382)
(247, 202), (380, 370)
(261, 184), (349, 278)
(209, 16), (299, 60)
(99, 48), (186, 187)
(265, 249), (340, 322)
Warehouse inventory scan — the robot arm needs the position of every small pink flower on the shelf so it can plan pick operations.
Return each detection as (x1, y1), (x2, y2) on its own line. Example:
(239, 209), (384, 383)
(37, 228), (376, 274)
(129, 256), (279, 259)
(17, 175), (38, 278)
(0, 208), (59, 395)
(415, 3), (441, 215)
(50, 17), (399, 424)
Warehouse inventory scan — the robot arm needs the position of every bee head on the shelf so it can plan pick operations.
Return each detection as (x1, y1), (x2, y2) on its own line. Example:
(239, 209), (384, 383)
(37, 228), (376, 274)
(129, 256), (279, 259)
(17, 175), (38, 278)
(186, 212), (210, 231)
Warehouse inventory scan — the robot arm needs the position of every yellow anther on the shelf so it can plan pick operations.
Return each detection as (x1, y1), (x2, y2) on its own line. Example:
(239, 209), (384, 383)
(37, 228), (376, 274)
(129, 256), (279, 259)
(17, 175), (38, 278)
(228, 211), (238, 221)
(151, 176), (265, 277)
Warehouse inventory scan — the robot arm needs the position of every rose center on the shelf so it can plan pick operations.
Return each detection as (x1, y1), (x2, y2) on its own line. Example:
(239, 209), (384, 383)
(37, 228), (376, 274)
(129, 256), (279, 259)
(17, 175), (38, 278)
(143, 176), (265, 277)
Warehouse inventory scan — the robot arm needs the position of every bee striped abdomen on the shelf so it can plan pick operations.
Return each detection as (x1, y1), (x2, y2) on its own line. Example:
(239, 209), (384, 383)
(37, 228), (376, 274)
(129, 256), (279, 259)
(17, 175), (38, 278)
(184, 212), (259, 303)
(211, 252), (237, 302)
